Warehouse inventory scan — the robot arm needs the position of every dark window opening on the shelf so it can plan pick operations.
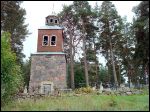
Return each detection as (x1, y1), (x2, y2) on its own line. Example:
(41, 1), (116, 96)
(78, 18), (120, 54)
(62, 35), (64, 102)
(46, 19), (48, 24)
(51, 36), (56, 46)
(55, 19), (58, 23)
(43, 36), (48, 46)
(50, 19), (53, 22)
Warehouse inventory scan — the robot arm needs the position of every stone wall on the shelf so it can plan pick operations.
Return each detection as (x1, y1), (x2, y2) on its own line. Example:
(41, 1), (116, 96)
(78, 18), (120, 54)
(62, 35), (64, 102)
(29, 54), (67, 94)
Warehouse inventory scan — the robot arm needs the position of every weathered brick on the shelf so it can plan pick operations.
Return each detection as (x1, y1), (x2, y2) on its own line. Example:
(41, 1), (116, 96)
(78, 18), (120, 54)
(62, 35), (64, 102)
(37, 30), (63, 52)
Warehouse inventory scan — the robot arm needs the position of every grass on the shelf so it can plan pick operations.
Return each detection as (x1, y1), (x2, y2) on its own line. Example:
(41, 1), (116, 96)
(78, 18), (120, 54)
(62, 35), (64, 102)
(1, 93), (149, 111)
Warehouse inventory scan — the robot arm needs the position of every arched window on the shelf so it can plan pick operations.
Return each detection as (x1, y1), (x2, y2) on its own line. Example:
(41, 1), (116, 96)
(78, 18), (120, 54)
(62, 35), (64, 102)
(50, 19), (53, 23)
(50, 35), (56, 46)
(55, 19), (58, 24)
(42, 35), (49, 46)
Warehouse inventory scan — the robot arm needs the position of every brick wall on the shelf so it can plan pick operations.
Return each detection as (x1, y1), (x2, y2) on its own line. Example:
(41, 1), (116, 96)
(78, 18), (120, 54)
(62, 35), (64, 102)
(37, 29), (63, 52)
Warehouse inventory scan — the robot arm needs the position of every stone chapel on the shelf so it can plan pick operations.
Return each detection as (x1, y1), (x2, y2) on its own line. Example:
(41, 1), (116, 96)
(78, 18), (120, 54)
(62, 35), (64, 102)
(29, 15), (67, 94)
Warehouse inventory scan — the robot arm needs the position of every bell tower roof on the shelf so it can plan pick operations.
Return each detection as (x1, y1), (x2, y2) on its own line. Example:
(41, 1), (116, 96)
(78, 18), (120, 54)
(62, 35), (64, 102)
(38, 25), (63, 30)
(45, 15), (60, 26)
(38, 15), (63, 30)
(38, 4), (63, 30)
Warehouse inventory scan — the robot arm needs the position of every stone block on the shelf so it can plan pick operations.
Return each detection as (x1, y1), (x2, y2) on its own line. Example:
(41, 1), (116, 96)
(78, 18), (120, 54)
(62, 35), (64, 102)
(29, 54), (67, 94)
(126, 91), (132, 95)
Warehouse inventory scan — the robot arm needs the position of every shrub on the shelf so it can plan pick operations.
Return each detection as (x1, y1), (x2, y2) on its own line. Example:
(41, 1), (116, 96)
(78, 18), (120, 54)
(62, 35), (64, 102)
(109, 95), (117, 107)
(1, 32), (24, 106)
(74, 86), (94, 94)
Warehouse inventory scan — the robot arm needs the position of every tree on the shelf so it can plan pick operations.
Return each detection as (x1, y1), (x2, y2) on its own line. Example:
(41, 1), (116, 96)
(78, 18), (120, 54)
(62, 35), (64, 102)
(1, 1), (29, 65)
(98, 1), (124, 88)
(74, 62), (85, 88)
(118, 17), (136, 86)
(73, 1), (94, 87)
(132, 1), (149, 85)
(99, 65), (110, 84)
(85, 3), (100, 86)
(22, 57), (31, 91)
(58, 4), (81, 89)
(1, 32), (23, 106)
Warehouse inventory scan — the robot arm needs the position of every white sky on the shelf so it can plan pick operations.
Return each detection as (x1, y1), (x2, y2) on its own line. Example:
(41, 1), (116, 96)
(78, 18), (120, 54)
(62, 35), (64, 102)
(21, 1), (141, 66)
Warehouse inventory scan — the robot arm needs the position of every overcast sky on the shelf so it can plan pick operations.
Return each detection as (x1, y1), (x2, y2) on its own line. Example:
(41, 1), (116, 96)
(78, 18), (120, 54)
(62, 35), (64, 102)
(21, 1), (141, 66)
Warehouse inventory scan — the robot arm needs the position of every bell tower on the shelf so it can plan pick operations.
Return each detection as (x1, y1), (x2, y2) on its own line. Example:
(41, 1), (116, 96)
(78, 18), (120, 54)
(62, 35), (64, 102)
(29, 14), (67, 94)
(37, 15), (64, 52)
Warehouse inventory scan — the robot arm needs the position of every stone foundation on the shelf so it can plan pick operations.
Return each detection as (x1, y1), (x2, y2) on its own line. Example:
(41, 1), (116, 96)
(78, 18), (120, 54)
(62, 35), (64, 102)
(29, 53), (67, 94)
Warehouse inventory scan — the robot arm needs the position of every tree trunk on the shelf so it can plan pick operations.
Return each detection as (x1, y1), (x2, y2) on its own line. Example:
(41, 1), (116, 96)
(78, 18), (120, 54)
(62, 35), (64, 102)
(82, 19), (89, 87)
(118, 63), (121, 86)
(106, 50), (110, 83)
(109, 39), (118, 89)
(70, 34), (75, 89)
(94, 43), (98, 85)
(95, 61), (98, 84)
(70, 52), (75, 89)
(83, 36), (89, 87)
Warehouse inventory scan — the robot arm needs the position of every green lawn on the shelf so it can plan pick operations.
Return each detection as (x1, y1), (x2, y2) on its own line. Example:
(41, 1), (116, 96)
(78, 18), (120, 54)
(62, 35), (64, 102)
(1, 94), (149, 111)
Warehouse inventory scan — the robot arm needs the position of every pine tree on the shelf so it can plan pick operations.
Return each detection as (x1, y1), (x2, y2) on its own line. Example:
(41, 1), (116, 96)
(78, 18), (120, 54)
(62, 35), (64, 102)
(58, 4), (81, 89)
(1, 1), (29, 65)
(73, 1), (94, 87)
(98, 1), (124, 88)
(132, 1), (149, 84)
(119, 17), (136, 86)
(85, 3), (100, 86)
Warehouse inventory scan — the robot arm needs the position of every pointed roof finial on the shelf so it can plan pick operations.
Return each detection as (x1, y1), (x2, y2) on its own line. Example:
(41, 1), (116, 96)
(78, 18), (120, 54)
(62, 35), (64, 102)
(52, 3), (56, 15)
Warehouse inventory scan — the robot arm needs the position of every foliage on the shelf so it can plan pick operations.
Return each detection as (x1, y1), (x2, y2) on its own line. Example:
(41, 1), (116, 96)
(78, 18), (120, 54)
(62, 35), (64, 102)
(59, 1), (99, 88)
(1, 1), (29, 65)
(22, 57), (31, 91)
(74, 86), (94, 94)
(58, 4), (78, 62)
(73, 1), (95, 87)
(99, 65), (110, 83)
(74, 62), (85, 88)
(58, 1), (149, 88)
(85, 4), (100, 85)
(132, 1), (149, 84)
(97, 1), (124, 86)
(109, 95), (117, 107)
(67, 61), (86, 88)
(1, 32), (24, 106)
(88, 62), (99, 86)
(58, 4), (81, 89)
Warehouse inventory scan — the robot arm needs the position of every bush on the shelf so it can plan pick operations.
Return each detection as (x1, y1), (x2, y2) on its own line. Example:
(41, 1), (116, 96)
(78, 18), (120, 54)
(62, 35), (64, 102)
(109, 96), (117, 107)
(1, 32), (24, 106)
(74, 86), (94, 94)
